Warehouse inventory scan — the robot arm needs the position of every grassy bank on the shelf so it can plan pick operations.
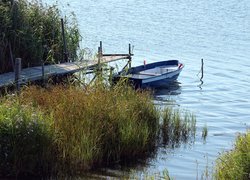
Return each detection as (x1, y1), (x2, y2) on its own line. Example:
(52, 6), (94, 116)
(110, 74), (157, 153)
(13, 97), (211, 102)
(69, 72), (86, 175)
(215, 131), (250, 179)
(0, 0), (80, 74)
(0, 83), (160, 177)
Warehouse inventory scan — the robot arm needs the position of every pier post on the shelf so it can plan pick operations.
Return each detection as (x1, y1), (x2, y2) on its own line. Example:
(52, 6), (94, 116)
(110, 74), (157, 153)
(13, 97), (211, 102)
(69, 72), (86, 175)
(98, 47), (101, 65)
(97, 46), (102, 78)
(15, 58), (21, 94)
(100, 41), (103, 55)
(61, 18), (68, 62)
(128, 43), (132, 68)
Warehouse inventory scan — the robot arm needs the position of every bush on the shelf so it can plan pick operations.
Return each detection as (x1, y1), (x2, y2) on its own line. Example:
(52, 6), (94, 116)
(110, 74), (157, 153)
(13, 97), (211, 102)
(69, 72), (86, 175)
(215, 131), (250, 180)
(0, 0), (80, 74)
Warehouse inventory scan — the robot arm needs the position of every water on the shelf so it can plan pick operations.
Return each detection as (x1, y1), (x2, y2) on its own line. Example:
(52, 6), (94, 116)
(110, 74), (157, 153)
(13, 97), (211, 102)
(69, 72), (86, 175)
(45, 0), (250, 179)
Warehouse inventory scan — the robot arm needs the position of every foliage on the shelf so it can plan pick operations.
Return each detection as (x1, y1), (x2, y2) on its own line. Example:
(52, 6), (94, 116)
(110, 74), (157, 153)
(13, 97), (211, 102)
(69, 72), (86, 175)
(215, 131), (250, 180)
(0, 98), (53, 177)
(0, 0), (81, 74)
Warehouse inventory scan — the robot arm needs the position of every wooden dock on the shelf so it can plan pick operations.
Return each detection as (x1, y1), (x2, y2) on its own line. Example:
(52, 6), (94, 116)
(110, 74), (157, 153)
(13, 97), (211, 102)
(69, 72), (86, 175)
(0, 53), (132, 89)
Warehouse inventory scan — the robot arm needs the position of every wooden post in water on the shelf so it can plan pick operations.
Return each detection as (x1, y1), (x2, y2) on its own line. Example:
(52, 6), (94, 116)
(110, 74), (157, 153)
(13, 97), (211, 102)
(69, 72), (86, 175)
(15, 58), (21, 94)
(201, 58), (204, 80)
(61, 18), (68, 62)
(128, 43), (132, 68)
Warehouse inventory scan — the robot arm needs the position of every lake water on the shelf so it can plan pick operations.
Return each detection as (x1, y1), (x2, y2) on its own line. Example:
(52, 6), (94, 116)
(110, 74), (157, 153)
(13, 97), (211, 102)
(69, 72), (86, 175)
(44, 0), (250, 179)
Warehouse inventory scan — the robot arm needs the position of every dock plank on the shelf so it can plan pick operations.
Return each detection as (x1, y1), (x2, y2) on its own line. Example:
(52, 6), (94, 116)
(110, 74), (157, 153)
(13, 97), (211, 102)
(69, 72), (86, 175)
(0, 55), (130, 88)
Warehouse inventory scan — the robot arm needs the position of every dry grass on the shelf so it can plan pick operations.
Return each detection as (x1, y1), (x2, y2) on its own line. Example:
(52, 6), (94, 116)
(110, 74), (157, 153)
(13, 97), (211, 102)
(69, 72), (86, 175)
(18, 83), (159, 176)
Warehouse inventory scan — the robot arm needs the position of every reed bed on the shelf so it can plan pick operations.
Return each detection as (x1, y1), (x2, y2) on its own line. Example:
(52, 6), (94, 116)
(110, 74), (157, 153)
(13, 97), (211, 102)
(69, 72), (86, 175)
(0, 80), (199, 178)
(10, 83), (158, 176)
(215, 131), (250, 180)
(0, 0), (80, 74)
(161, 107), (196, 147)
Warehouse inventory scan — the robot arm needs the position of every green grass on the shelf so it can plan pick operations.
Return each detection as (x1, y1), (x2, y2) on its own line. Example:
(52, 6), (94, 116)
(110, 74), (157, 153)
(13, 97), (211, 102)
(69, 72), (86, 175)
(215, 131), (250, 180)
(161, 107), (196, 147)
(0, 0), (80, 74)
(0, 98), (54, 177)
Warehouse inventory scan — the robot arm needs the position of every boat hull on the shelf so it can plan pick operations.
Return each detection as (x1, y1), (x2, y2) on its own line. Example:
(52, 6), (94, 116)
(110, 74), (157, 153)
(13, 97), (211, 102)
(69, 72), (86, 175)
(113, 60), (184, 89)
(140, 68), (182, 88)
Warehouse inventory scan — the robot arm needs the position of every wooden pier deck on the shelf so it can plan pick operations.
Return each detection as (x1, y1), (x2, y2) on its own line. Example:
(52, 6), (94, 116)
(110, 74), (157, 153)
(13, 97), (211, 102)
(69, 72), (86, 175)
(0, 55), (131, 88)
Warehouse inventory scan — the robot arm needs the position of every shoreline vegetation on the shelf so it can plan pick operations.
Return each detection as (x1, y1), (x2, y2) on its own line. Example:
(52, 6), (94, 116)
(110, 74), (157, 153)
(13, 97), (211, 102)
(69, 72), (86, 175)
(0, 0), (80, 74)
(0, 82), (196, 178)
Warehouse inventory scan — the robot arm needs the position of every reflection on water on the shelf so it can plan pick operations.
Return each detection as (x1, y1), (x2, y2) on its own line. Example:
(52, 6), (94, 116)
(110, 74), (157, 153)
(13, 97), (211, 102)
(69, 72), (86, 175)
(153, 81), (182, 106)
(154, 81), (182, 96)
(198, 79), (204, 90)
(197, 59), (204, 90)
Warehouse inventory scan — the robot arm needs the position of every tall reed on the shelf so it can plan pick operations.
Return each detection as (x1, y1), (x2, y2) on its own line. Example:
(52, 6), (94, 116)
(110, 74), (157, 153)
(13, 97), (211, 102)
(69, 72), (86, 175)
(19, 83), (159, 175)
(161, 107), (196, 147)
(0, 0), (80, 74)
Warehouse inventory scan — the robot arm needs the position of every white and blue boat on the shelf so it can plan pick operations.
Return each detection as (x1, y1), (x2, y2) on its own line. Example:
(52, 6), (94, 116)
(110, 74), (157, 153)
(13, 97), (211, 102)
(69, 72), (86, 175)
(113, 60), (184, 88)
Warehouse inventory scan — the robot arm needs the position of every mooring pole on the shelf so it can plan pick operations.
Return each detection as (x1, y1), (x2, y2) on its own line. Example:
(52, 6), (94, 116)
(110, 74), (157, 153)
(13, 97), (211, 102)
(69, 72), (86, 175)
(201, 58), (204, 80)
(15, 58), (21, 94)
(61, 18), (68, 62)
(128, 43), (132, 68)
